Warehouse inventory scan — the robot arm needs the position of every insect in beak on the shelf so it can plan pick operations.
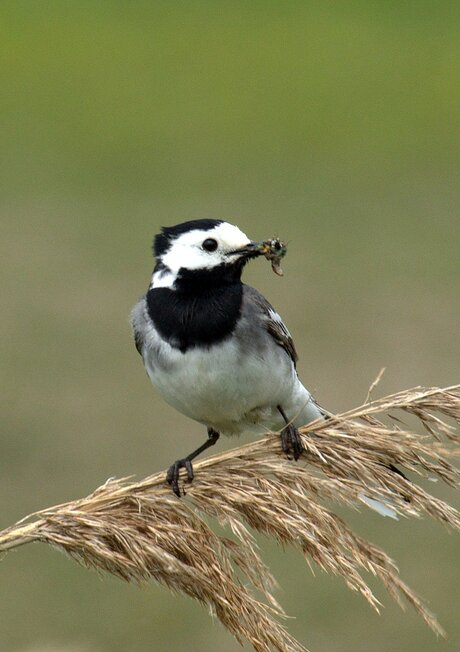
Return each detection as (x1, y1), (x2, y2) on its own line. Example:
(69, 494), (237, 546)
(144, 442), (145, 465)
(257, 238), (288, 276)
(227, 238), (287, 275)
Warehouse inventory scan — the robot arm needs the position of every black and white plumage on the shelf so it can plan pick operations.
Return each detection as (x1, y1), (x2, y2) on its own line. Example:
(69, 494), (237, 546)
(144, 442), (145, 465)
(131, 219), (328, 496)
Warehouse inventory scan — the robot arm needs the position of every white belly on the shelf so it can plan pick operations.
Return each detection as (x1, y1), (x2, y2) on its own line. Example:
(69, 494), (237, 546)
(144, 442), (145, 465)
(144, 334), (300, 435)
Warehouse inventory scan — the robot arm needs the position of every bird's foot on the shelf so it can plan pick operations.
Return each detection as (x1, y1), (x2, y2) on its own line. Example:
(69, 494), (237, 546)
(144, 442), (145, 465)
(280, 423), (304, 461)
(166, 459), (194, 497)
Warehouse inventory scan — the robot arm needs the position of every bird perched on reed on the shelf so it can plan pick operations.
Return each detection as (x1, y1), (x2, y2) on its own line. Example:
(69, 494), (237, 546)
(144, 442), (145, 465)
(131, 219), (328, 496)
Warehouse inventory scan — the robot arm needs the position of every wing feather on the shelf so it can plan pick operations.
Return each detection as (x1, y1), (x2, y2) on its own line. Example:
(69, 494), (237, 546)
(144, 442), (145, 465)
(243, 286), (298, 368)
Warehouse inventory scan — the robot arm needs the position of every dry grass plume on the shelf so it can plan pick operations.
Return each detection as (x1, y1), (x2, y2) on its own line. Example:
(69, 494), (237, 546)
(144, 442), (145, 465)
(1, 383), (459, 651)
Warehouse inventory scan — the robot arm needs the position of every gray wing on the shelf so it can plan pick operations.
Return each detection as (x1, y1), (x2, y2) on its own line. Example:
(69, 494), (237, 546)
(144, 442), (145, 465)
(133, 327), (144, 356)
(242, 285), (298, 368)
(131, 296), (147, 356)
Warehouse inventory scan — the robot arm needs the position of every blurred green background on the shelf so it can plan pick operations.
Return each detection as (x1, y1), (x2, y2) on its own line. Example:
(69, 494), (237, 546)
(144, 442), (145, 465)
(1, 2), (459, 651)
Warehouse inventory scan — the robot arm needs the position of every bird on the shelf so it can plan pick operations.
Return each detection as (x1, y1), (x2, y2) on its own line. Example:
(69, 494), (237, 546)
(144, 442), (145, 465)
(131, 218), (329, 497)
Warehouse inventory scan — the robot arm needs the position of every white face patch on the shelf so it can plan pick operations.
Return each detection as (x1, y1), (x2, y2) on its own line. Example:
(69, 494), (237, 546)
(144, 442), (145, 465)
(159, 222), (252, 274)
(150, 267), (177, 289)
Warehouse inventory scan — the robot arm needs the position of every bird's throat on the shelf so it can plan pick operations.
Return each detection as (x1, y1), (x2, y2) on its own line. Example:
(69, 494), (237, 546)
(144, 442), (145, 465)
(146, 280), (243, 353)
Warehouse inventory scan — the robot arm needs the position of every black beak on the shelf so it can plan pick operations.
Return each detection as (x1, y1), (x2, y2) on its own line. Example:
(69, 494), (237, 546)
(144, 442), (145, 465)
(227, 241), (263, 259)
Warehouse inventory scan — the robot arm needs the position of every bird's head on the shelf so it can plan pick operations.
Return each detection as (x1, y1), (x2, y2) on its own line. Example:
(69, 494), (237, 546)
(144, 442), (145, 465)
(151, 219), (263, 289)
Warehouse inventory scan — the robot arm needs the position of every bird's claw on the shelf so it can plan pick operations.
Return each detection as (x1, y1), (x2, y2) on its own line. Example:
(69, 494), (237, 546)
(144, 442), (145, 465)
(281, 424), (304, 461)
(166, 459), (194, 497)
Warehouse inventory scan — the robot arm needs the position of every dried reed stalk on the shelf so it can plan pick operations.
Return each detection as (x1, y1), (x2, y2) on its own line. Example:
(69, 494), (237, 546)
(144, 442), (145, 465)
(1, 384), (460, 652)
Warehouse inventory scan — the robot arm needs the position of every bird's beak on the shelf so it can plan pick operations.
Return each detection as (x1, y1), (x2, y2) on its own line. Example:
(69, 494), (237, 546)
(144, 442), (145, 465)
(227, 241), (265, 259)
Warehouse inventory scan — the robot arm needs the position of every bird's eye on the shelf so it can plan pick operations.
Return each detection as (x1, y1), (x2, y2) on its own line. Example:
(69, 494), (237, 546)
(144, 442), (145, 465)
(202, 238), (218, 252)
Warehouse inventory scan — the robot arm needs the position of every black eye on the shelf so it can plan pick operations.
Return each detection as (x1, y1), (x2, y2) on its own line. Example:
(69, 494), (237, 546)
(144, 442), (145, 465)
(202, 238), (218, 252)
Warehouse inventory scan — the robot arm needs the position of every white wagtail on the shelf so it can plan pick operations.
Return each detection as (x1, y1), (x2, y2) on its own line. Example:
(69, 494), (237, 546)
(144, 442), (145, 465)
(131, 219), (330, 496)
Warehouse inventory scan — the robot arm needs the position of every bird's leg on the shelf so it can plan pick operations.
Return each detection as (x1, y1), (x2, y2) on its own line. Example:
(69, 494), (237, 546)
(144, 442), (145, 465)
(166, 428), (220, 497)
(277, 405), (304, 461)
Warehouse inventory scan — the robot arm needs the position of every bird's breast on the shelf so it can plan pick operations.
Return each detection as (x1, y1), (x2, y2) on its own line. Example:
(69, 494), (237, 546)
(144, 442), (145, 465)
(143, 329), (296, 434)
(146, 283), (243, 352)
